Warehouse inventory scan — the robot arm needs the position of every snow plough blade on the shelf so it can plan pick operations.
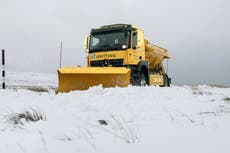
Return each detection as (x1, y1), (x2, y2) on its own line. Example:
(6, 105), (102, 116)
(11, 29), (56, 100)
(57, 67), (131, 92)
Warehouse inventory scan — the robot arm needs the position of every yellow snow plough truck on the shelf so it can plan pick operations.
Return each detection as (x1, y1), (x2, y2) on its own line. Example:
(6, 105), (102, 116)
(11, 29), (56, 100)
(57, 24), (171, 92)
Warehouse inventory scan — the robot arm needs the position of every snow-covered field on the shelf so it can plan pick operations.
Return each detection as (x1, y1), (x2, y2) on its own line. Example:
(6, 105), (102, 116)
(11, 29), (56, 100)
(0, 71), (230, 153)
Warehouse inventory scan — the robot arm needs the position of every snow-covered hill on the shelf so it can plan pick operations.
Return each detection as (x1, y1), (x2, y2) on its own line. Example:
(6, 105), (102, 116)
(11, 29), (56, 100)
(0, 71), (230, 153)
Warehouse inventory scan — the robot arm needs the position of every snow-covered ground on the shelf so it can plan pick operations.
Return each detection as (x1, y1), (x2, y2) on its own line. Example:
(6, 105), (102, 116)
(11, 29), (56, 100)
(0, 71), (230, 153)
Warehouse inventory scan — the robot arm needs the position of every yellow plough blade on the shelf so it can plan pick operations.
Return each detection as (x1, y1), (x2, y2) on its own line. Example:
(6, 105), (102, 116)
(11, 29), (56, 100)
(57, 67), (131, 92)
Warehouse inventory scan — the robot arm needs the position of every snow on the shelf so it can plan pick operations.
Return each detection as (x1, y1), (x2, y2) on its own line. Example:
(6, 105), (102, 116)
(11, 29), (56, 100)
(0, 71), (230, 153)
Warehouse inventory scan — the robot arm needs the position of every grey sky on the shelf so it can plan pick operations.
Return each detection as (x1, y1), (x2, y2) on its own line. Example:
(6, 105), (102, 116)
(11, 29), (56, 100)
(0, 0), (230, 86)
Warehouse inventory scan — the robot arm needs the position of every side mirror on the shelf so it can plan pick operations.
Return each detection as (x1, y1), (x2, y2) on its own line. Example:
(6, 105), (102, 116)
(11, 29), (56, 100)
(84, 35), (89, 52)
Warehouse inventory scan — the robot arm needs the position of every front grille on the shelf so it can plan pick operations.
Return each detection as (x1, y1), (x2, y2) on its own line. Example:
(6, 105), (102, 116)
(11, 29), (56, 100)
(90, 59), (124, 67)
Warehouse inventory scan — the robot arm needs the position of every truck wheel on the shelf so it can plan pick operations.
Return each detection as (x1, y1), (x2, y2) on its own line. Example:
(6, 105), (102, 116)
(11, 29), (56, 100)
(140, 73), (147, 86)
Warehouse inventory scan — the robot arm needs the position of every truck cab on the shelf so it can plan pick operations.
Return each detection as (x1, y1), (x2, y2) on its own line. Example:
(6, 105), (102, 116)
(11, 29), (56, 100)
(85, 24), (145, 67)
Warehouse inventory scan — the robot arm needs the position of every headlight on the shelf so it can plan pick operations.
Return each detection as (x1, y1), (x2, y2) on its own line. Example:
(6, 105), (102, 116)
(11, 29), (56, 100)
(122, 45), (127, 49)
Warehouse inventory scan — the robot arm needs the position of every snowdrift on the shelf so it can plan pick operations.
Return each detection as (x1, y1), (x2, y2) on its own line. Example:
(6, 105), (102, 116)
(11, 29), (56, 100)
(0, 71), (230, 153)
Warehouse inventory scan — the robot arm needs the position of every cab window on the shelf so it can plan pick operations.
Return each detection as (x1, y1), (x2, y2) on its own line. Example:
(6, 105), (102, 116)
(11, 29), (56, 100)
(132, 31), (137, 49)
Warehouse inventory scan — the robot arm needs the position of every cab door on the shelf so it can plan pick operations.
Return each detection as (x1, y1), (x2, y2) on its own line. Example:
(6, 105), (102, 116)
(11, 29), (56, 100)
(131, 30), (145, 64)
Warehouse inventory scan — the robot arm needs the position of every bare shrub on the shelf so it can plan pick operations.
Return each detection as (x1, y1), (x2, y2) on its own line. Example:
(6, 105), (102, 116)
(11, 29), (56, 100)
(191, 87), (212, 96)
(99, 115), (140, 143)
(223, 97), (230, 101)
(191, 85), (199, 91)
(6, 107), (46, 126)
(209, 84), (228, 88)
(26, 86), (48, 92)
(190, 86), (213, 96)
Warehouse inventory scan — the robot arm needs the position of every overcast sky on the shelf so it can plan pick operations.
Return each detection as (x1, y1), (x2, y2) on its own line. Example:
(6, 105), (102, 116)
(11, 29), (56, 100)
(0, 0), (230, 86)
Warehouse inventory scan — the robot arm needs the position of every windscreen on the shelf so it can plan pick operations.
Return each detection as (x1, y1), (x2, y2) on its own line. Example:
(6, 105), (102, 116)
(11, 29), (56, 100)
(89, 30), (130, 53)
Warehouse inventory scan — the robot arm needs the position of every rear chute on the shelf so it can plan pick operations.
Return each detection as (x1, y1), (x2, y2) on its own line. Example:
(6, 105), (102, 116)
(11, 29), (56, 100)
(57, 67), (131, 92)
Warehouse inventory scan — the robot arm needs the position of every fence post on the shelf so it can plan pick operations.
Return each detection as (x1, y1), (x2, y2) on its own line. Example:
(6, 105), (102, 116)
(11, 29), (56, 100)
(2, 49), (5, 89)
